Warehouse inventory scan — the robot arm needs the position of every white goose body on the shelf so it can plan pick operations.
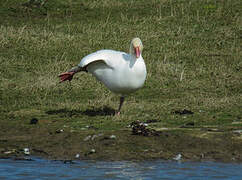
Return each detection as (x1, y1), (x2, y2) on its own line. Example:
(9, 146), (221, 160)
(59, 37), (146, 114)
(78, 49), (147, 94)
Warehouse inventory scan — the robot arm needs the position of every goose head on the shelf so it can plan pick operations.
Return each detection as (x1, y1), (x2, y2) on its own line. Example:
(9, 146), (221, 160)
(129, 37), (143, 59)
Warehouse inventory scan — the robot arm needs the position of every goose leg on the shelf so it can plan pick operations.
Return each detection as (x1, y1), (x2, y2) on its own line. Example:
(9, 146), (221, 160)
(59, 66), (86, 83)
(116, 96), (125, 115)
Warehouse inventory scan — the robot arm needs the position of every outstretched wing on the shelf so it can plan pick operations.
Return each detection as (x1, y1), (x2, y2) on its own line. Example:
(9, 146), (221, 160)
(78, 50), (125, 69)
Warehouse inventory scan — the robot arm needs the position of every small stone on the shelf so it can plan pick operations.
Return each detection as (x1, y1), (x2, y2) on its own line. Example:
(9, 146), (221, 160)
(30, 118), (38, 125)
(173, 153), (182, 161)
(56, 129), (64, 133)
(90, 149), (96, 153)
(110, 135), (116, 139)
(75, 154), (80, 158)
(23, 148), (30, 155)
(4, 151), (13, 154)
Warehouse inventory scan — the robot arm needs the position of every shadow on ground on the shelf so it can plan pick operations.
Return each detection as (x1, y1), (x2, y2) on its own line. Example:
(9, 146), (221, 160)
(46, 106), (115, 117)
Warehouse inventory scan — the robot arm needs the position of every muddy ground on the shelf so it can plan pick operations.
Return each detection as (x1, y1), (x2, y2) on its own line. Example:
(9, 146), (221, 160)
(0, 120), (242, 162)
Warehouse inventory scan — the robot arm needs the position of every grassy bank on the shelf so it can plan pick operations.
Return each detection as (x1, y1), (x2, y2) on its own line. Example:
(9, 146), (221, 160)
(0, 0), (241, 161)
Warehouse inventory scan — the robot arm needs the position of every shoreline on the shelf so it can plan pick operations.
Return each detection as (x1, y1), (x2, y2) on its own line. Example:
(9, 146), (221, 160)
(1, 125), (242, 163)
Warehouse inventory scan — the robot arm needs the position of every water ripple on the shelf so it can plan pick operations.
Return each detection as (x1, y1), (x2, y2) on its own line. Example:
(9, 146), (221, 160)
(0, 157), (242, 180)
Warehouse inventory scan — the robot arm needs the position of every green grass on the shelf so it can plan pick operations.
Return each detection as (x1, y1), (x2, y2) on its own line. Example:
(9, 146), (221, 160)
(0, 0), (241, 131)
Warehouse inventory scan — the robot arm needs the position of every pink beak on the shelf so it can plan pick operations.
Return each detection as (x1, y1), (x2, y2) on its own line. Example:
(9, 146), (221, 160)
(134, 47), (140, 58)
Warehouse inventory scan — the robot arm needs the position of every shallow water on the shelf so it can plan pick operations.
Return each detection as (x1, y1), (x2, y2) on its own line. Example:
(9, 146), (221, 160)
(1, 157), (242, 180)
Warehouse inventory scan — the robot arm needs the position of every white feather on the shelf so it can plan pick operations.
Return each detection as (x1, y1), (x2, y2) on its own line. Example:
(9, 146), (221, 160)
(78, 49), (146, 95)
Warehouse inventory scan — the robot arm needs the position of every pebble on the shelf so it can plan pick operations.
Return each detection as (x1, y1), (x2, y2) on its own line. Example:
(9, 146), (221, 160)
(23, 148), (30, 155)
(56, 129), (64, 133)
(173, 153), (182, 161)
(90, 149), (96, 153)
(141, 123), (148, 127)
(110, 135), (116, 139)
(30, 118), (38, 125)
(3, 149), (16, 154)
(84, 134), (104, 141)
(4, 151), (13, 154)
(75, 154), (80, 158)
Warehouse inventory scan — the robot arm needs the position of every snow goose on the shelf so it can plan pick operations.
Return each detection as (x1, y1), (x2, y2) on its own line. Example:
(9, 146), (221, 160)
(59, 37), (147, 115)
